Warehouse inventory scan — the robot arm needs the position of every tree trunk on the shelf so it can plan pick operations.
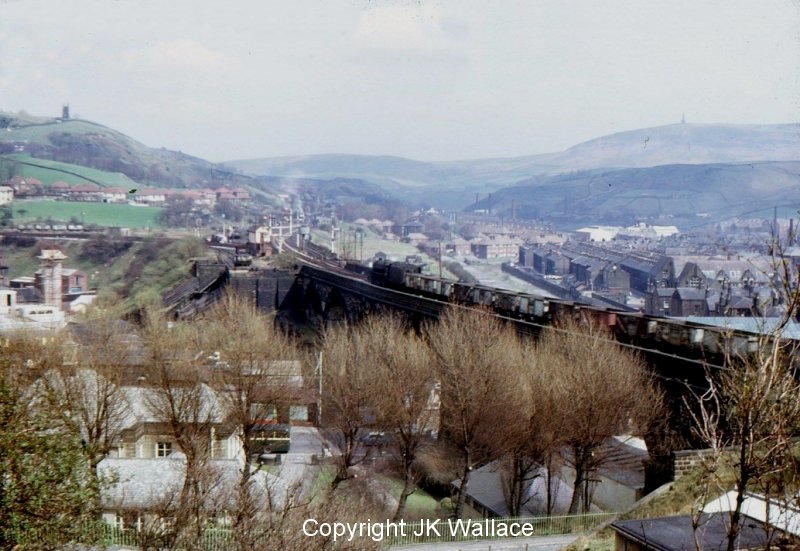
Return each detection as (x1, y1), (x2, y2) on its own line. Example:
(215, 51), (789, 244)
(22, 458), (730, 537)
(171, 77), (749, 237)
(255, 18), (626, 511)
(568, 448), (586, 514)
(454, 450), (471, 519)
(393, 466), (414, 522)
(506, 454), (524, 517)
(727, 437), (751, 551)
(545, 453), (557, 516)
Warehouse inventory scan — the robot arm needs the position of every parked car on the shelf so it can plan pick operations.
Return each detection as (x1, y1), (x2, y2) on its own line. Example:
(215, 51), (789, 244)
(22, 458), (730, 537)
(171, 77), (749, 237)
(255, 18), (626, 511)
(360, 431), (392, 446)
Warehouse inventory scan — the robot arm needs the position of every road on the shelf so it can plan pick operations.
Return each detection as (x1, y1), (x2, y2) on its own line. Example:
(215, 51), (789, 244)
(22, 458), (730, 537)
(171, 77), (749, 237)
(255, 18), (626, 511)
(389, 534), (577, 551)
(279, 426), (324, 495)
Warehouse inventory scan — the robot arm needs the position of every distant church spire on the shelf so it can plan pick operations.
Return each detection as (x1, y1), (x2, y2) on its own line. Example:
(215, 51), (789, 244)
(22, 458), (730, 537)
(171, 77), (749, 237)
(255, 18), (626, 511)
(681, 112), (686, 124)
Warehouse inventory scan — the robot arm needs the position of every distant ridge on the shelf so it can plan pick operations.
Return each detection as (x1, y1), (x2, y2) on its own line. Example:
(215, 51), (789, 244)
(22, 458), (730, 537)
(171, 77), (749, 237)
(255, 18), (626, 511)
(225, 123), (800, 208)
(543, 123), (800, 169)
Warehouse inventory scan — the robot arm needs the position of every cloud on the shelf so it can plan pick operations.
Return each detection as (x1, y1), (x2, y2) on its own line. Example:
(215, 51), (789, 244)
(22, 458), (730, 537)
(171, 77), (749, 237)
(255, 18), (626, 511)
(122, 39), (235, 73)
(348, 4), (469, 64)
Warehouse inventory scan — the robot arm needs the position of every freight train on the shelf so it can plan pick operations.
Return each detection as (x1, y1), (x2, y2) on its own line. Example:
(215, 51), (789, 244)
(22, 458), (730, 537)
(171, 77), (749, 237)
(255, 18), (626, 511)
(365, 259), (764, 357)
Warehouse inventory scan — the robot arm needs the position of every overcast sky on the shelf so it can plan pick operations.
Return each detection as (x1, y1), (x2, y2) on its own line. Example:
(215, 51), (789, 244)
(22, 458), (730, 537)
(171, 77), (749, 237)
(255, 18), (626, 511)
(1, 0), (798, 162)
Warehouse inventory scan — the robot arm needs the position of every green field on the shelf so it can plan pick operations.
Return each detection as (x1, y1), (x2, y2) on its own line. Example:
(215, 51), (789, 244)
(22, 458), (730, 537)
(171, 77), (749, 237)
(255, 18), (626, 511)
(5, 153), (140, 188)
(13, 200), (163, 229)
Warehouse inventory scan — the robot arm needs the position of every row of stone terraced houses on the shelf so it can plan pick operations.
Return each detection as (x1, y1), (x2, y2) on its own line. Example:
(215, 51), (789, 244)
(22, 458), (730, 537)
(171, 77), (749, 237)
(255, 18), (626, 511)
(519, 239), (795, 317)
(2, 175), (251, 206)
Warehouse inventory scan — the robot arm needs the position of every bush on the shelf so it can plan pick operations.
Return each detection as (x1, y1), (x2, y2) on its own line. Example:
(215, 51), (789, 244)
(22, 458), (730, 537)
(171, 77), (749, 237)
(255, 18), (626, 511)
(2, 235), (37, 248)
(78, 236), (133, 263)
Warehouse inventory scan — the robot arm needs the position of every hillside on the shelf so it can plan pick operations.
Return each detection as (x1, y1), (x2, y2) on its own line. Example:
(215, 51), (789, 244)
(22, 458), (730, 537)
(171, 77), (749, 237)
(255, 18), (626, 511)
(226, 123), (800, 209)
(478, 160), (800, 228)
(537, 123), (800, 170)
(0, 111), (257, 191)
(0, 234), (209, 308)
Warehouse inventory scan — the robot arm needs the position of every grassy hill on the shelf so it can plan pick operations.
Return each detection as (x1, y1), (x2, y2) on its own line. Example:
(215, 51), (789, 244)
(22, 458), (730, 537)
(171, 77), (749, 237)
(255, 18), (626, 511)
(8, 153), (140, 188)
(0, 111), (266, 194)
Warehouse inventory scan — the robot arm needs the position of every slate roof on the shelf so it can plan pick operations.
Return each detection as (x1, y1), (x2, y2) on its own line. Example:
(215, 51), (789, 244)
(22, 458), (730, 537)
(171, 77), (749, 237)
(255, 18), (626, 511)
(99, 457), (287, 511)
(612, 513), (783, 551)
(675, 288), (706, 301)
(119, 383), (226, 429)
(654, 287), (675, 298)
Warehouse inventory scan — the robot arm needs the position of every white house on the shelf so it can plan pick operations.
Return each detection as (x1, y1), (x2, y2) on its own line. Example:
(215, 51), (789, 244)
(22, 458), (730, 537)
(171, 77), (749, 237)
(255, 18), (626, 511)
(102, 187), (127, 203)
(0, 185), (14, 205)
(134, 189), (167, 204)
(575, 225), (621, 242)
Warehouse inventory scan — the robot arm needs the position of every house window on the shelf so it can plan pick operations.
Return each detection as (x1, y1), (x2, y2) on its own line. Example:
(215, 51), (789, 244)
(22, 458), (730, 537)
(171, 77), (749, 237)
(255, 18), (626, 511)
(251, 403), (277, 420)
(114, 512), (124, 530)
(156, 441), (172, 457)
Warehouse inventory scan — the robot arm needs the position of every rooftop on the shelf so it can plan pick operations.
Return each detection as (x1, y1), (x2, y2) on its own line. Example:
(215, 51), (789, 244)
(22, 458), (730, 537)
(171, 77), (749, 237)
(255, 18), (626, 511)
(612, 513), (784, 551)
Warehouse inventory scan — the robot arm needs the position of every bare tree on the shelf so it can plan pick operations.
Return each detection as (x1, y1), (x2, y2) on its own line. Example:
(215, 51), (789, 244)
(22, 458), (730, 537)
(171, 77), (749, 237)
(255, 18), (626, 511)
(318, 319), (378, 491)
(139, 309), (219, 548)
(200, 293), (301, 549)
(537, 316), (661, 514)
(366, 314), (437, 521)
(689, 327), (800, 551)
(496, 340), (565, 517)
(685, 233), (800, 551)
(426, 306), (519, 518)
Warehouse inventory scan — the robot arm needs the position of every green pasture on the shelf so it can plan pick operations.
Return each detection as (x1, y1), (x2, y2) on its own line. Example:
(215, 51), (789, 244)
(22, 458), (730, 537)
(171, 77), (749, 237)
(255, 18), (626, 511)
(5, 154), (139, 188)
(13, 200), (163, 228)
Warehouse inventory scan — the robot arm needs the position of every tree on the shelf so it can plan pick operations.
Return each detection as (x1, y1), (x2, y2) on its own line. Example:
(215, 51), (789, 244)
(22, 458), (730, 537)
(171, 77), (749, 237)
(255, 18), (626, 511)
(41, 305), (132, 515)
(214, 199), (243, 222)
(426, 307), (519, 518)
(683, 231), (800, 551)
(0, 205), (12, 228)
(318, 319), (378, 491)
(201, 293), (301, 549)
(139, 310), (219, 548)
(496, 340), (564, 517)
(0, 331), (98, 550)
(0, 157), (19, 182)
(159, 195), (200, 228)
(538, 317), (661, 514)
(689, 324), (800, 551)
(367, 314), (436, 521)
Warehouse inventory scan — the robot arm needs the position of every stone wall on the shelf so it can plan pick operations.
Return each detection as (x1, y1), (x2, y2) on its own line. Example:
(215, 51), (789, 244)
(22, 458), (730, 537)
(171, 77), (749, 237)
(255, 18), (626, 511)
(672, 448), (719, 479)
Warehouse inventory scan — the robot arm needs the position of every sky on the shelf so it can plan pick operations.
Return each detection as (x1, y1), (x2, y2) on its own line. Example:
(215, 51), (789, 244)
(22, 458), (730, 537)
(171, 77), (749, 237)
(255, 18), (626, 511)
(1, 0), (798, 162)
